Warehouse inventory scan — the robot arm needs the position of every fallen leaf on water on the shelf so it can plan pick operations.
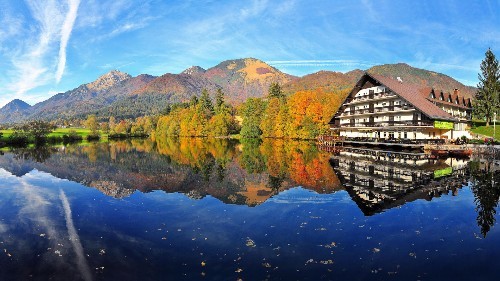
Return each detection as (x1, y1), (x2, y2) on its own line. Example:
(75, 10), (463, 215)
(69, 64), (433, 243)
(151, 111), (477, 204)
(246, 238), (256, 247)
(262, 262), (271, 268)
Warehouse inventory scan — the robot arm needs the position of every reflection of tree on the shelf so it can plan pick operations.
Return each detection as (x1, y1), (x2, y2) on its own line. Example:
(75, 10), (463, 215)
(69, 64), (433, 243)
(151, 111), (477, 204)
(268, 174), (285, 190)
(216, 163), (226, 183)
(469, 160), (500, 237)
(11, 146), (56, 163)
(239, 139), (266, 173)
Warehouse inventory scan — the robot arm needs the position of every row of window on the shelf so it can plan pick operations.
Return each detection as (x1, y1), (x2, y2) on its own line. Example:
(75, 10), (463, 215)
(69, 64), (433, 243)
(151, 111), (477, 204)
(429, 91), (471, 107)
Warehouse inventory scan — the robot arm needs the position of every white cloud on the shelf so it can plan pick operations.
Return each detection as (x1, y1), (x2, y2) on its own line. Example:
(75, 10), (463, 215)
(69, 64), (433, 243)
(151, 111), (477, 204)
(268, 59), (378, 69)
(56, 0), (81, 83)
(2, 0), (65, 101)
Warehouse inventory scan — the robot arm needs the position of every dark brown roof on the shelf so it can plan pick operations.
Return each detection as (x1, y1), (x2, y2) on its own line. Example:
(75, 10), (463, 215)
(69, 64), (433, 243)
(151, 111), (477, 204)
(425, 89), (471, 109)
(368, 73), (458, 121)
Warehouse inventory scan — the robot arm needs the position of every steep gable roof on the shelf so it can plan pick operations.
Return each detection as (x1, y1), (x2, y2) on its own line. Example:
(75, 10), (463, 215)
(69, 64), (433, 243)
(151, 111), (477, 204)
(332, 73), (459, 123)
(368, 73), (458, 121)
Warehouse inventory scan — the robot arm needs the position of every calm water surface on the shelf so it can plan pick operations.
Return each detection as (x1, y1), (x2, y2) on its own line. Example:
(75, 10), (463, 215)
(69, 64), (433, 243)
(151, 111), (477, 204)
(0, 138), (499, 281)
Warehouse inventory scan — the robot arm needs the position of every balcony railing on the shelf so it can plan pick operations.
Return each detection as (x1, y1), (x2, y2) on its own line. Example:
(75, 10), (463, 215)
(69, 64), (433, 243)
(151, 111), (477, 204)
(335, 120), (434, 128)
(340, 105), (415, 117)
(345, 92), (397, 105)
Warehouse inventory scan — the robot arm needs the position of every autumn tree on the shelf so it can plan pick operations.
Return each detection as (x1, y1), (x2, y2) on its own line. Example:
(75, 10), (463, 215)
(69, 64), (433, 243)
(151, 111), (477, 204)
(109, 116), (116, 133)
(100, 122), (110, 134)
(85, 115), (99, 135)
(475, 48), (500, 126)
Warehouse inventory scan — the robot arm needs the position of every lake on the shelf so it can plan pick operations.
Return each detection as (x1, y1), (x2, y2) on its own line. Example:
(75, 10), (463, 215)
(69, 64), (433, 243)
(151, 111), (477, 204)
(0, 138), (499, 281)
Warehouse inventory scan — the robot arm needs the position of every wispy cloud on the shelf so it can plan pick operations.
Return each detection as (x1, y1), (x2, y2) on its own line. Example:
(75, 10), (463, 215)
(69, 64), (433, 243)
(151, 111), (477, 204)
(268, 59), (378, 68)
(2, 1), (66, 102)
(56, 0), (81, 83)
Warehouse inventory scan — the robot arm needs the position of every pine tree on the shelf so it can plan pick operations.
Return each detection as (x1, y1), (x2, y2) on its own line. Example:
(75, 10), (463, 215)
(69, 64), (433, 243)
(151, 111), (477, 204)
(475, 48), (500, 126)
(215, 88), (225, 113)
(199, 88), (214, 116)
(268, 82), (285, 99)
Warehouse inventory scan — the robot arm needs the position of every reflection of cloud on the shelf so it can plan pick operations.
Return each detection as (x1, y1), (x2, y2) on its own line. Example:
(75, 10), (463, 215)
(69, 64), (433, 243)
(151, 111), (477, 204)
(60, 190), (92, 281)
(11, 170), (92, 279)
(0, 222), (8, 233)
(268, 187), (338, 204)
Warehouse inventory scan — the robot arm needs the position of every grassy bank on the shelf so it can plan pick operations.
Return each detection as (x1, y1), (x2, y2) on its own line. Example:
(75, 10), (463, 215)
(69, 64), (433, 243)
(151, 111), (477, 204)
(0, 128), (106, 138)
(471, 120), (499, 140)
(0, 128), (111, 147)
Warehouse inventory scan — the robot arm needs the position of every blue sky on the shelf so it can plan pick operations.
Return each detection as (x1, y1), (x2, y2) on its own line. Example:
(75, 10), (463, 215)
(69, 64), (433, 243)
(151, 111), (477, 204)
(0, 0), (499, 107)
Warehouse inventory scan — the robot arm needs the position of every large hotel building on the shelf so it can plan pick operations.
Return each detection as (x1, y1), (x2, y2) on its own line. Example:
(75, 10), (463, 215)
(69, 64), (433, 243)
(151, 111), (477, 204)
(329, 73), (472, 141)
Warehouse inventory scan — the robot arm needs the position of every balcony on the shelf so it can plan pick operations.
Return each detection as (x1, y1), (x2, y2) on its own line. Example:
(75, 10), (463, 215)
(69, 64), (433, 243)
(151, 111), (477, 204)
(335, 120), (434, 128)
(340, 105), (415, 117)
(345, 92), (397, 105)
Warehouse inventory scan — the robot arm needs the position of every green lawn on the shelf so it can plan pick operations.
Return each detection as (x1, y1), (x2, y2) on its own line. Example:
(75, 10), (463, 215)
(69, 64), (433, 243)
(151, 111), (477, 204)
(471, 125), (500, 140)
(1, 128), (108, 139)
(0, 129), (14, 138)
(47, 128), (93, 137)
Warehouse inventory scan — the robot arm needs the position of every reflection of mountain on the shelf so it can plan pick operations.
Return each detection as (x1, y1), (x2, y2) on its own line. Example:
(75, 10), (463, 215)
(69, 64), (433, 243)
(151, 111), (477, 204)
(0, 138), (342, 206)
(331, 149), (469, 215)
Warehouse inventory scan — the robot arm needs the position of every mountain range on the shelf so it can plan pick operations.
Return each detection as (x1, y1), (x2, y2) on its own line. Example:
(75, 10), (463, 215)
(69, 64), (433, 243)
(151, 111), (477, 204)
(0, 58), (476, 124)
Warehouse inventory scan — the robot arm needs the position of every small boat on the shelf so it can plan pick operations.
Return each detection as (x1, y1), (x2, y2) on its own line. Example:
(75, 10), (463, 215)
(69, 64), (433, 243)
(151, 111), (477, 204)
(449, 149), (472, 158)
(431, 149), (449, 158)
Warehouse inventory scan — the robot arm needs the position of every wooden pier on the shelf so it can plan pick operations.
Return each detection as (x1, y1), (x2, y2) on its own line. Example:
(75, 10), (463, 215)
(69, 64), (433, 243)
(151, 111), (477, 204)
(317, 135), (482, 159)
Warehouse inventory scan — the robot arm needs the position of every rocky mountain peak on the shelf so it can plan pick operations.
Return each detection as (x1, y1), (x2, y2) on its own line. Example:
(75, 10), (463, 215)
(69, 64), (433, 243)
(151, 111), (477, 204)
(86, 70), (132, 92)
(181, 66), (206, 75)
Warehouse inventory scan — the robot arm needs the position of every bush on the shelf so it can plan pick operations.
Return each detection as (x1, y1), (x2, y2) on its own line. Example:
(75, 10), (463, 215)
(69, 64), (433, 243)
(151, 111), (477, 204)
(46, 136), (64, 144)
(108, 133), (128, 139)
(86, 133), (101, 141)
(6, 132), (29, 147)
(62, 131), (83, 143)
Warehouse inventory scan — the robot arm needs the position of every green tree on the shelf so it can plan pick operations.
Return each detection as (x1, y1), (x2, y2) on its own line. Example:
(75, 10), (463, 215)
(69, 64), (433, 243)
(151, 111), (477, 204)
(240, 98), (266, 138)
(268, 82), (285, 100)
(215, 88), (225, 113)
(190, 96), (199, 107)
(19, 120), (55, 141)
(199, 88), (214, 116)
(475, 48), (500, 126)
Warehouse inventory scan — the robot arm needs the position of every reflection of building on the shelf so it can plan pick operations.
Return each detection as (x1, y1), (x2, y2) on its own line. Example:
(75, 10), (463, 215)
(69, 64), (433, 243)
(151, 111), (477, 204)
(331, 149), (468, 215)
(329, 73), (472, 140)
